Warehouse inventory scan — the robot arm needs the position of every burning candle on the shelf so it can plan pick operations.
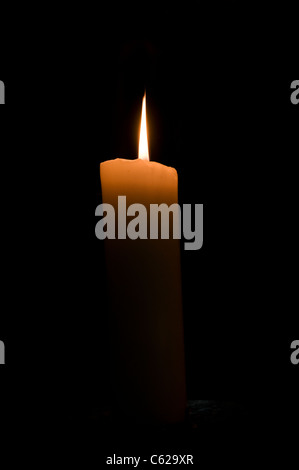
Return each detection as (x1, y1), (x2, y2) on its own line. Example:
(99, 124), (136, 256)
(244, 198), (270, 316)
(100, 94), (186, 423)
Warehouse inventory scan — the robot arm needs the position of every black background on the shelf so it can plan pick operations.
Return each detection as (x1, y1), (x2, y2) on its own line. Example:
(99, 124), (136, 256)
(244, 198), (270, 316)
(0, 12), (298, 467)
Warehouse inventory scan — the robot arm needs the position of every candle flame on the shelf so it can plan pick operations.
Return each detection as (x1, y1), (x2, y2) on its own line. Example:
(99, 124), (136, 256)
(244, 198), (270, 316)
(138, 93), (149, 160)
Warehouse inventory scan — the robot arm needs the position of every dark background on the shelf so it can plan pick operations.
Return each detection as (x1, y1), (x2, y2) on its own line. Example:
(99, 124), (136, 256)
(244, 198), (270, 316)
(0, 20), (298, 466)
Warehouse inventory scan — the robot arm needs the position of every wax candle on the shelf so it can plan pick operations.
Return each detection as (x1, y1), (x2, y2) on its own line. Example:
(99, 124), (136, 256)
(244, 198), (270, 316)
(100, 95), (186, 423)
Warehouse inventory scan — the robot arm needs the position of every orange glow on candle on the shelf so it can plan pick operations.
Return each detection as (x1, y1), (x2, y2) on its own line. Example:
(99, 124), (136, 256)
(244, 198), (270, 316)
(138, 93), (149, 161)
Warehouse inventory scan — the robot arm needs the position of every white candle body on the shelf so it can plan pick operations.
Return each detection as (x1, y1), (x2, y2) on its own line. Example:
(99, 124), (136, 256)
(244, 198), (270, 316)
(100, 158), (186, 423)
